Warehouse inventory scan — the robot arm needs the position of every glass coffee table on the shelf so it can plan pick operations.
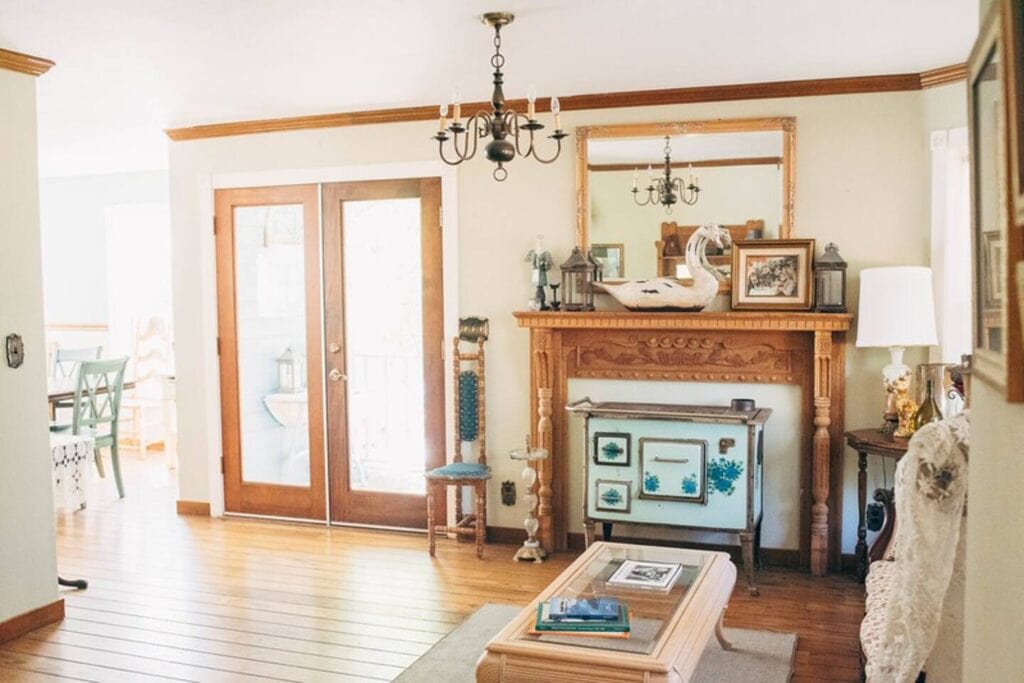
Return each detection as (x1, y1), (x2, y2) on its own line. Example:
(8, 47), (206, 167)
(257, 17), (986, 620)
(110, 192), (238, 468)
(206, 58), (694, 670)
(476, 542), (737, 682)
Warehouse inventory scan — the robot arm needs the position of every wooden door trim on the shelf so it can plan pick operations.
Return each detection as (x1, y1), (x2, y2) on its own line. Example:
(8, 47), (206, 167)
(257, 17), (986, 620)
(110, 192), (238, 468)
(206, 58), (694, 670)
(214, 185), (327, 519)
(322, 178), (445, 528)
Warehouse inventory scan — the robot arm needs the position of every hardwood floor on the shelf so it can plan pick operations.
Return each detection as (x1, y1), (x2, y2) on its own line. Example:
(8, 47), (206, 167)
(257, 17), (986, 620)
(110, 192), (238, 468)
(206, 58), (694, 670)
(2, 453), (864, 681)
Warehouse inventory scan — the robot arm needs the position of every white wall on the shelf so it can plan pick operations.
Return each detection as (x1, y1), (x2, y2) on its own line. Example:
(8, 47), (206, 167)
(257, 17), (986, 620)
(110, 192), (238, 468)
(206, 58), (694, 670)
(962, 2), (1024, 680)
(0, 68), (59, 623)
(170, 88), (939, 555)
(39, 171), (168, 326)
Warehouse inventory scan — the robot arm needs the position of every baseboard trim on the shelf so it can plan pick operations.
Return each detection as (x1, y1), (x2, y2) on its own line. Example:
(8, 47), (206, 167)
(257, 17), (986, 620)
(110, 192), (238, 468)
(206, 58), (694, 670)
(176, 500), (211, 516)
(489, 524), (860, 575)
(0, 599), (64, 644)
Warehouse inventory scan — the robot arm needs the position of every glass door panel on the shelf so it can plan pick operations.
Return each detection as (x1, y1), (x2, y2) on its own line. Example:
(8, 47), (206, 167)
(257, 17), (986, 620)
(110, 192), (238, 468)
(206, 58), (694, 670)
(323, 178), (444, 528)
(233, 205), (310, 487)
(343, 198), (426, 495)
(215, 186), (325, 520)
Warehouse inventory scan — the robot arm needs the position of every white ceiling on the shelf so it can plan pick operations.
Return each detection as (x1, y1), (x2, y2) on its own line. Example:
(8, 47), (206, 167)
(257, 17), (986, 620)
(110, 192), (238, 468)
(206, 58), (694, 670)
(0, 0), (978, 177)
(589, 132), (783, 165)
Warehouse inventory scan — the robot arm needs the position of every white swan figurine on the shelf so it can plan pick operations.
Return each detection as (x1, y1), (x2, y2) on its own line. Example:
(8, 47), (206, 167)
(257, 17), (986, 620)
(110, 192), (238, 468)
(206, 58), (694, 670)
(593, 224), (729, 311)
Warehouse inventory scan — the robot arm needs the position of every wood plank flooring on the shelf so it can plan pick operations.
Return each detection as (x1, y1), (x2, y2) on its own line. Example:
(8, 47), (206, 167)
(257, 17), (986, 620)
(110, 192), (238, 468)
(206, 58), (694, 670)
(3, 453), (864, 681)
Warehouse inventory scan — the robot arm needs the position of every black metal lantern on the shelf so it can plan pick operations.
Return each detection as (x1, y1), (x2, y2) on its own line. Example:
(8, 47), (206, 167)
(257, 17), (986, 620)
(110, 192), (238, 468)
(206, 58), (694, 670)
(814, 242), (848, 313)
(559, 247), (597, 311)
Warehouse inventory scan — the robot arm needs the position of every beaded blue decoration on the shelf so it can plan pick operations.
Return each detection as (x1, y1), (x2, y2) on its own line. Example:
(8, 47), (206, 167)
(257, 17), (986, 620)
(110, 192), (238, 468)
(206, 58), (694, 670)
(458, 370), (479, 442)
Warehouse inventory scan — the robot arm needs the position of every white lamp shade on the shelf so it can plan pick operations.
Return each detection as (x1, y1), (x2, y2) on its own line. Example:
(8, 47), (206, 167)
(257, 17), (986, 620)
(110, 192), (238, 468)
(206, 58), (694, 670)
(856, 266), (938, 348)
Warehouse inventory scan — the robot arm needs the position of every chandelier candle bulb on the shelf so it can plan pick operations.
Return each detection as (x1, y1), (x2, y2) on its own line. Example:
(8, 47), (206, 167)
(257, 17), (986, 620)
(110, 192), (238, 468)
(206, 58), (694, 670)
(551, 96), (561, 129)
(527, 84), (537, 119)
(438, 104), (448, 133)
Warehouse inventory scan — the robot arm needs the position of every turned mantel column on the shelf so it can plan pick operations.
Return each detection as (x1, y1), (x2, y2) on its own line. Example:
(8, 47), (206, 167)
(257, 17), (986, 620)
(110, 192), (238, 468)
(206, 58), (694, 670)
(530, 328), (557, 552)
(811, 330), (833, 576)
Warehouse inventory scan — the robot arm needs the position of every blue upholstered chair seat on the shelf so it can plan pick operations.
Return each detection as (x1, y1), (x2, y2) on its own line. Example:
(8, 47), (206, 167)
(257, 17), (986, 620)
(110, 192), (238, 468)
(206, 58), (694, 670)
(425, 462), (491, 480)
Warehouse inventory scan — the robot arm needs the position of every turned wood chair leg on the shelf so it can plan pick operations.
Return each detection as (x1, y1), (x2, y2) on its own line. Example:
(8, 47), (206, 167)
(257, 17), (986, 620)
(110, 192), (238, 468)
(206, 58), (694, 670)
(427, 485), (436, 557)
(475, 482), (485, 559)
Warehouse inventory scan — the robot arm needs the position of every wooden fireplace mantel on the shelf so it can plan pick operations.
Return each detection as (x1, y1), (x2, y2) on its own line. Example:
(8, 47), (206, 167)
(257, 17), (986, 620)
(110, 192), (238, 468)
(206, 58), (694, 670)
(514, 310), (853, 576)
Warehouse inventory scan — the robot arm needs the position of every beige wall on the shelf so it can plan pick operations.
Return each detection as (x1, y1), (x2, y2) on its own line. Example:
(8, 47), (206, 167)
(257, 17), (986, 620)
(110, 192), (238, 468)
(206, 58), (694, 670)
(963, 2), (1024, 681)
(0, 68), (59, 622)
(170, 87), (941, 555)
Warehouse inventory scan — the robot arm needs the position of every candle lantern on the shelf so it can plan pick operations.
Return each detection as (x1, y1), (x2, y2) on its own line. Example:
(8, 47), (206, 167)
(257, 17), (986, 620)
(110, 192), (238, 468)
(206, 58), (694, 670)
(559, 246), (597, 311)
(814, 242), (848, 313)
(277, 346), (306, 393)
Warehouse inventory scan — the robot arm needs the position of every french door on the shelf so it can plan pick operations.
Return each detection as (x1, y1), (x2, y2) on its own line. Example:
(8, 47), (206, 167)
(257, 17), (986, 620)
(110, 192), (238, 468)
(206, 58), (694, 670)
(322, 179), (445, 528)
(214, 179), (445, 528)
(215, 185), (326, 519)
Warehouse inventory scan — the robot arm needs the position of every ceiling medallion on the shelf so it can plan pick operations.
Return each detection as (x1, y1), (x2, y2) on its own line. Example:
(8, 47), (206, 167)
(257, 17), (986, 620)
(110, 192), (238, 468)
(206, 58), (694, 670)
(432, 12), (568, 181)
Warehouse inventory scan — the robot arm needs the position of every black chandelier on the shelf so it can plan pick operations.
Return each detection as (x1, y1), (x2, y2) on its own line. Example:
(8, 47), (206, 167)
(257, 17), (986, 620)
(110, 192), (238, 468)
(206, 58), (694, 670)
(432, 12), (568, 181)
(632, 136), (701, 214)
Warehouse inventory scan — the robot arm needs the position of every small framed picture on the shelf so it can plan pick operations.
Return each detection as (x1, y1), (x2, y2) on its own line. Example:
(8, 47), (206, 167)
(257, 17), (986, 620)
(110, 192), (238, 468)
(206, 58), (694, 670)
(591, 243), (625, 279)
(731, 239), (815, 311)
(607, 559), (683, 591)
(593, 432), (631, 466)
(594, 479), (631, 513)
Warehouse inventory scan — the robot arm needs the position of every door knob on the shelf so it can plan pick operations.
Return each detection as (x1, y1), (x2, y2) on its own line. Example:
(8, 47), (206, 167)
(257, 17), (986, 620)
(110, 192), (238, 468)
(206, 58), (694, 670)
(328, 368), (347, 382)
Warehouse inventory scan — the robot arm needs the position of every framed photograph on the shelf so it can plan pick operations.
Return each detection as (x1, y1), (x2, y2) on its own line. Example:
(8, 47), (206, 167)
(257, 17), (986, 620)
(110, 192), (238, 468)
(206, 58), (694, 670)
(969, 3), (1023, 400)
(591, 243), (624, 279)
(607, 559), (683, 591)
(593, 431), (631, 466)
(731, 239), (815, 310)
(594, 479), (631, 513)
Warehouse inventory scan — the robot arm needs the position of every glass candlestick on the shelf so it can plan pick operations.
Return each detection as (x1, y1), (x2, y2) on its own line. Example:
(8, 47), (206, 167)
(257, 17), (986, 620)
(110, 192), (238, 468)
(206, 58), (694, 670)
(509, 440), (549, 562)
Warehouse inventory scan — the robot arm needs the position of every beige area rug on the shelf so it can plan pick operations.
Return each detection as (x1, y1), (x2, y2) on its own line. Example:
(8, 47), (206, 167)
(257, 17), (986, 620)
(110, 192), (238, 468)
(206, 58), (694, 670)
(395, 603), (797, 682)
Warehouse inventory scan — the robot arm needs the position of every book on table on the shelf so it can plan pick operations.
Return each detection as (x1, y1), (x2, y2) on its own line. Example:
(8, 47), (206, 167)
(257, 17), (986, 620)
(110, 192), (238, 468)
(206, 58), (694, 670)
(534, 599), (630, 634)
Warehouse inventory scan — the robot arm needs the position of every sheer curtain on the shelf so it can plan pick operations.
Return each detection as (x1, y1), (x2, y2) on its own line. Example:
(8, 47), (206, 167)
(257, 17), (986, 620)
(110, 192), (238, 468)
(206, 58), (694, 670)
(929, 128), (972, 363)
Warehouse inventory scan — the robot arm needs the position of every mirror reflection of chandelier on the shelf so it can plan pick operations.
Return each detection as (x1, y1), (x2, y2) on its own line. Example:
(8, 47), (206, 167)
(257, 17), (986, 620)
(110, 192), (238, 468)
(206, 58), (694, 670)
(632, 136), (701, 214)
(432, 12), (568, 182)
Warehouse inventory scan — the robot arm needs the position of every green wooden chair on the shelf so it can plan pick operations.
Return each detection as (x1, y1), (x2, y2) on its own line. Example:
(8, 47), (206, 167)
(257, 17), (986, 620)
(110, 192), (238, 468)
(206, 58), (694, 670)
(67, 357), (130, 499)
(50, 346), (102, 419)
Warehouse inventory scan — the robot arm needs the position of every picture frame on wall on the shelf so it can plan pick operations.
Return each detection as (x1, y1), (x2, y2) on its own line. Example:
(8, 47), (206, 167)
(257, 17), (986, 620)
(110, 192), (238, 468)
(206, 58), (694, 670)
(998, 0), (1024, 401)
(591, 243), (625, 279)
(969, 2), (1023, 401)
(730, 239), (815, 311)
(594, 479), (631, 513)
(593, 431), (631, 466)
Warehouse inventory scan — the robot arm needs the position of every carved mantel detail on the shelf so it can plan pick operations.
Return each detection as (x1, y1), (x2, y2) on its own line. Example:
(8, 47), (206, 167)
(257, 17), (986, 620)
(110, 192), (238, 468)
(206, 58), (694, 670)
(516, 311), (851, 575)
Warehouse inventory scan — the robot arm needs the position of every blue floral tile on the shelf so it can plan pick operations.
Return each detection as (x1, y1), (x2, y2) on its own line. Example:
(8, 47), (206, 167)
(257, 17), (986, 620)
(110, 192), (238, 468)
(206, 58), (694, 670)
(681, 474), (698, 496)
(707, 458), (743, 496)
(643, 471), (661, 493)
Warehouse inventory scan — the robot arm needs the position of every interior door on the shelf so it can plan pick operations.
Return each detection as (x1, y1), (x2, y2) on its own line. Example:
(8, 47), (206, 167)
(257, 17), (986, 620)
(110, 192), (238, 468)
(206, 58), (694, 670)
(322, 178), (445, 528)
(214, 185), (326, 519)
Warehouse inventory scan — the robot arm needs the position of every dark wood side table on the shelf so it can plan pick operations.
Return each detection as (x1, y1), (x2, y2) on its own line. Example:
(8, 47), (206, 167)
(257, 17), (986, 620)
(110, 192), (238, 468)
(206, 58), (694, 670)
(844, 429), (909, 581)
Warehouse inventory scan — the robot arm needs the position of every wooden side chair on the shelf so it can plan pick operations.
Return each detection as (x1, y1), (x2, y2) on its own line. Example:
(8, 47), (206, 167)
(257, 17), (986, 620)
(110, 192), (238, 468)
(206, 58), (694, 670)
(66, 357), (130, 498)
(425, 322), (490, 558)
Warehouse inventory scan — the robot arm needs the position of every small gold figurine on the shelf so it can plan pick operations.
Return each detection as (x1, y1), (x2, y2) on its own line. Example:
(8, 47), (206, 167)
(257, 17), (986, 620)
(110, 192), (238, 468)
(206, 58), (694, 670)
(886, 372), (918, 438)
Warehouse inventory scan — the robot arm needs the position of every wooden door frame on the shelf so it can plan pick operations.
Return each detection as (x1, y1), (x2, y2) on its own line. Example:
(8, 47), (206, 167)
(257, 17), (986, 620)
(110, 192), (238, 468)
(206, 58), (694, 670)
(214, 185), (327, 520)
(322, 177), (445, 528)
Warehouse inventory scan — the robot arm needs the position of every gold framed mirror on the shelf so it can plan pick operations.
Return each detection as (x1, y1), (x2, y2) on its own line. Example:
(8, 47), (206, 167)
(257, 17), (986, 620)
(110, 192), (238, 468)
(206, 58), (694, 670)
(576, 117), (795, 291)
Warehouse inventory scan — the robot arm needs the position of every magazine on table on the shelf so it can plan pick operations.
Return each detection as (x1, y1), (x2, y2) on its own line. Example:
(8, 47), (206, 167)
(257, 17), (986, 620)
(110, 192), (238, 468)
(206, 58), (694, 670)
(546, 596), (622, 621)
(607, 559), (690, 592)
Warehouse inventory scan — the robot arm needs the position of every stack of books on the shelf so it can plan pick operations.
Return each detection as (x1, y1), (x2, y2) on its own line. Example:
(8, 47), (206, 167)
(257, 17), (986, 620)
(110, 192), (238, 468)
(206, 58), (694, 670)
(530, 596), (630, 638)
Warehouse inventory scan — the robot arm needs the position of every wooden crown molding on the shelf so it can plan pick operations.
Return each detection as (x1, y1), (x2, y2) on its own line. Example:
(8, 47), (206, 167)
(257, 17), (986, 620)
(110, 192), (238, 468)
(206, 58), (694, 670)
(919, 63), (968, 89)
(165, 64), (967, 142)
(0, 48), (54, 77)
